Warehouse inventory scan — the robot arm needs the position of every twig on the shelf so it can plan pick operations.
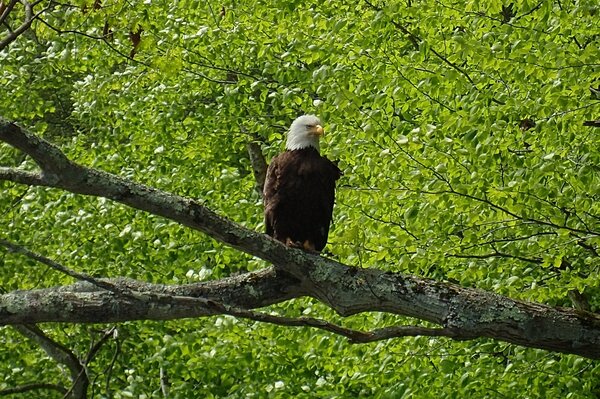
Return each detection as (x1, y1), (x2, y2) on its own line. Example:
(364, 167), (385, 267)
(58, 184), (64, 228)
(449, 251), (542, 265)
(84, 327), (117, 365)
(514, 1), (544, 21)
(421, 188), (600, 237)
(430, 47), (476, 86)
(0, 382), (68, 396)
(0, 238), (132, 296)
(202, 299), (458, 344)
(363, 0), (475, 86)
(160, 367), (170, 398)
(13, 325), (82, 372)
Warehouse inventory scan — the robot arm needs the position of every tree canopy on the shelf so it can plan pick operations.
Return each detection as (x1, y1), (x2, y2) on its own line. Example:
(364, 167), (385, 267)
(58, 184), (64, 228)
(1, 0), (600, 397)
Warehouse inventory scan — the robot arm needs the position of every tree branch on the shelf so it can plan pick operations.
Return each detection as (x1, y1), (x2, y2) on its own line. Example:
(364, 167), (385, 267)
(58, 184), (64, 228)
(246, 138), (267, 197)
(1, 239), (460, 345)
(0, 167), (47, 186)
(0, 239), (516, 346)
(583, 120), (600, 127)
(0, 0), (49, 51)
(0, 259), (300, 324)
(1, 115), (600, 359)
(0, 0), (19, 26)
(0, 382), (68, 396)
(203, 299), (462, 343)
(13, 324), (89, 398)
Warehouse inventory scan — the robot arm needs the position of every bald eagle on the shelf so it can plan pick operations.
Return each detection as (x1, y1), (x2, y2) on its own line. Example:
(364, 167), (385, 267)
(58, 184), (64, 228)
(264, 115), (342, 252)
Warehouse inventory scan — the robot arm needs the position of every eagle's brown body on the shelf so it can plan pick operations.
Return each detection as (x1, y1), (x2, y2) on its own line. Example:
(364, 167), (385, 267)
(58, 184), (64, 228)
(264, 147), (341, 252)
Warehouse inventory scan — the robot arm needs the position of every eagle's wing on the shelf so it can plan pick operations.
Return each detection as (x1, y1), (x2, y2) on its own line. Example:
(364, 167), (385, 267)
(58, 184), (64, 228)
(263, 150), (342, 251)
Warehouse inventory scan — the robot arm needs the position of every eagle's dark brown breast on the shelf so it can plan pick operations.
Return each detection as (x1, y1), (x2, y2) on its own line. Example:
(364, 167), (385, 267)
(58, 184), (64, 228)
(263, 147), (341, 251)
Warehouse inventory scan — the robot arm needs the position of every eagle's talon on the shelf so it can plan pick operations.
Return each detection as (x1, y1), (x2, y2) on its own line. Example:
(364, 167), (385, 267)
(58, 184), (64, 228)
(283, 238), (319, 253)
(302, 240), (317, 253)
(285, 237), (300, 248)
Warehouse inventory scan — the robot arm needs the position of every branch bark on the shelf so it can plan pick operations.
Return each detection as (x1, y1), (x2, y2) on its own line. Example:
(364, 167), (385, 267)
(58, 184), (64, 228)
(246, 139), (267, 197)
(1, 116), (600, 359)
(583, 119), (600, 127)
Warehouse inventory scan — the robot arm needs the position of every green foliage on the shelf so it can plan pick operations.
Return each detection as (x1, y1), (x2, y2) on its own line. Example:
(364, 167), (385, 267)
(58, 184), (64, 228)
(1, 0), (600, 397)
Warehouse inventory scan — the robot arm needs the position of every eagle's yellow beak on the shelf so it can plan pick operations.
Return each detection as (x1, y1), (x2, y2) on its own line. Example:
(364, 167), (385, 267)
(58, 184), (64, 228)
(311, 124), (324, 136)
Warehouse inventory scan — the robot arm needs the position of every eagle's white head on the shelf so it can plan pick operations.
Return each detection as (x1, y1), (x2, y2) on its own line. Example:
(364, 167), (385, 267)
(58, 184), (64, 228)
(286, 114), (324, 151)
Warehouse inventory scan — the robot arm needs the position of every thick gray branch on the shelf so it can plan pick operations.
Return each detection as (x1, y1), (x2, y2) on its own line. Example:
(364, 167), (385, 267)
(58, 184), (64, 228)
(0, 268), (299, 323)
(1, 116), (600, 359)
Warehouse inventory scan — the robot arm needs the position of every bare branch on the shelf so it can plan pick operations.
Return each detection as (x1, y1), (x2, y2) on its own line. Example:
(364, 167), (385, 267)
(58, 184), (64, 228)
(449, 251), (542, 265)
(0, 260), (300, 324)
(583, 120), (600, 127)
(0, 240), (489, 344)
(84, 327), (117, 366)
(13, 325), (82, 376)
(35, 17), (106, 41)
(515, 1), (545, 21)
(568, 290), (591, 312)
(246, 137), (267, 197)
(159, 367), (170, 398)
(13, 324), (89, 398)
(0, 119), (76, 175)
(89, 330), (121, 397)
(0, 239), (134, 296)
(576, 238), (599, 257)
(1, 237), (428, 347)
(9, 242), (455, 346)
(0, 382), (68, 396)
(363, 0), (419, 49)
(363, 0), (475, 86)
(2, 237), (599, 358)
(203, 299), (461, 344)
(0, 0), (19, 26)
(103, 335), (120, 397)
(0, 0), (50, 51)
(0, 167), (47, 186)
(421, 187), (600, 237)
(429, 47), (476, 86)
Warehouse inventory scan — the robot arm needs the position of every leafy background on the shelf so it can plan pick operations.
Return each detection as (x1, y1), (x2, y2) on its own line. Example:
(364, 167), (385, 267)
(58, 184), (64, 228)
(1, 0), (599, 397)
